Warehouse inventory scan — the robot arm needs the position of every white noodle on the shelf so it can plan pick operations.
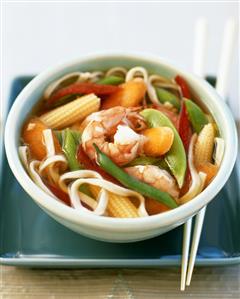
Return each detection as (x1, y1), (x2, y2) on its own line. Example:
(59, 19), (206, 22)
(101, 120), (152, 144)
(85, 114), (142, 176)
(147, 75), (160, 105)
(213, 137), (225, 167)
(77, 191), (98, 211)
(106, 67), (127, 77)
(19, 146), (29, 170)
(69, 177), (148, 217)
(59, 169), (148, 217)
(147, 75), (181, 105)
(59, 170), (103, 192)
(43, 129), (56, 157)
(44, 71), (104, 99)
(39, 154), (67, 185)
(39, 155), (67, 173)
(125, 66), (148, 84)
(60, 170), (108, 215)
(29, 160), (56, 197)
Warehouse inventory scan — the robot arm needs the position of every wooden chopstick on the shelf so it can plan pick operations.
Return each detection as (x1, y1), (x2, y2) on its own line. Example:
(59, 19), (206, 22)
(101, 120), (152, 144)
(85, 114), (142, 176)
(181, 17), (237, 291)
(180, 18), (208, 291)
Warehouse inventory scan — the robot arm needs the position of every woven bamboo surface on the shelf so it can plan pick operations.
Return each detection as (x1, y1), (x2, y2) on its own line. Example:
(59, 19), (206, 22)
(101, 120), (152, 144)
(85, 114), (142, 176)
(1, 265), (239, 298)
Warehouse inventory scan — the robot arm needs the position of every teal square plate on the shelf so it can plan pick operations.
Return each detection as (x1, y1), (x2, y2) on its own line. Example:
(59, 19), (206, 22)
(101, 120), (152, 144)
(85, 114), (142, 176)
(1, 76), (239, 267)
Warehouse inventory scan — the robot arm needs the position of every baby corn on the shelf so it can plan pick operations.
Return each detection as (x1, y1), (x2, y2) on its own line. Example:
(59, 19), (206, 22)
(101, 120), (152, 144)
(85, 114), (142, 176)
(107, 193), (139, 218)
(89, 185), (139, 218)
(40, 94), (100, 129)
(194, 123), (215, 167)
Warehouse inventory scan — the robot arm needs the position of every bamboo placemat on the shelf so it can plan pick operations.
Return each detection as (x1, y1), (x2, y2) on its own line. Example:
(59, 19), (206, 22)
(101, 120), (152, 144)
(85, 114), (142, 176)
(1, 265), (239, 298)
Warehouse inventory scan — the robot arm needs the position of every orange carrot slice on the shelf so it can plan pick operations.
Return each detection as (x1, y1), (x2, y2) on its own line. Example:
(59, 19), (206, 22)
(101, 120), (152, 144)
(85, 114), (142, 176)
(197, 162), (218, 186)
(145, 198), (170, 215)
(101, 80), (147, 109)
(142, 127), (174, 157)
(22, 118), (61, 160)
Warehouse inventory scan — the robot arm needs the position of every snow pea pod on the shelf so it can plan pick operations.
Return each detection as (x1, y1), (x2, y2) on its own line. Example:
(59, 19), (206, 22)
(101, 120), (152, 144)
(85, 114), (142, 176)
(97, 76), (125, 85)
(61, 129), (92, 197)
(62, 128), (82, 171)
(156, 87), (180, 110)
(127, 156), (169, 170)
(140, 109), (186, 188)
(184, 99), (208, 133)
(94, 145), (178, 209)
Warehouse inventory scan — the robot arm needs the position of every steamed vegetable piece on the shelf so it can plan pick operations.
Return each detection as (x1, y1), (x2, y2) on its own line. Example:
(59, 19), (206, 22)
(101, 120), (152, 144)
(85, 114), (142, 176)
(22, 118), (62, 160)
(40, 94), (100, 129)
(97, 76), (125, 85)
(178, 101), (192, 194)
(47, 82), (119, 107)
(142, 127), (174, 156)
(185, 99), (208, 133)
(55, 129), (81, 147)
(145, 198), (170, 215)
(77, 145), (120, 185)
(196, 162), (218, 186)
(62, 128), (82, 170)
(94, 144), (178, 209)
(156, 87), (180, 110)
(175, 75), (191, 98)
(194, 123), (217, 186)
(178, 101), (192, 151)
(140, 109), (187, 188)
(90, 186), (139, 218)
(60, 132), (93, 197)
(194, 123), (215, 166)
(50, 94), (77, 108)
(101, 80), (147, 109)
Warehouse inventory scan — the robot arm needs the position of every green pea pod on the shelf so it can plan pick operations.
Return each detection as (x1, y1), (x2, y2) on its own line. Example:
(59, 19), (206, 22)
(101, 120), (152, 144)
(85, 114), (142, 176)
(156, 87), (180, 110)
(184, 99), (208, 133)
(94, 145), (178, 209)
(126, 156), (160, 166)
(97, 76), (125, 85)
(62, 129), (92, 197)
(62, 128), (81, 171)
(55, 129), (81, 148)
(127, 156), (169, 171)
(140, 109), (186, 188)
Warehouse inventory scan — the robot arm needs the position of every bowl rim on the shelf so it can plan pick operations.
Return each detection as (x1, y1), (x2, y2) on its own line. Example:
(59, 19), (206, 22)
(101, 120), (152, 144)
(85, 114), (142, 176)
(4, 52), (238, 232)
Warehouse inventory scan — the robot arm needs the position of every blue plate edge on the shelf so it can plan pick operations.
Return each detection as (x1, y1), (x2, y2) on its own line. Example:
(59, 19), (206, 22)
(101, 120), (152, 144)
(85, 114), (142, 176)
(1, 257), (240, 267)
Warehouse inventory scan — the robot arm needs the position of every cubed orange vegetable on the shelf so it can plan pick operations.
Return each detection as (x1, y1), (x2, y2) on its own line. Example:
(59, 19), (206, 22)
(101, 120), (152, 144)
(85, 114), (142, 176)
(101, 80), (147, 109)
(22, 118), (61, 160)
(142, 127), (174, 157)
(145, 198), (170, 215)
(197, 162), (218, 186)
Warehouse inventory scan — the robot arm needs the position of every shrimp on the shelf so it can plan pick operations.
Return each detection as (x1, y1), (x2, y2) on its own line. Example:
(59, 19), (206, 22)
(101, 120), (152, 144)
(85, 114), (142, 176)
(81, 106), (147, 165)
(124, 165), (179, 199)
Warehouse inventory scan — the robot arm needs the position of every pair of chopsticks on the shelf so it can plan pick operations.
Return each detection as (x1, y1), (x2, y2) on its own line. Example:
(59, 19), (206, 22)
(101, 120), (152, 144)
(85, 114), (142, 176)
(180, 17), (237, 291)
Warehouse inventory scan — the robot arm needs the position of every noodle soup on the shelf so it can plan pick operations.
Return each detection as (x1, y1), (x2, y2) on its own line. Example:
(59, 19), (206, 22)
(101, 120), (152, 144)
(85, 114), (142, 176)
(19, 66), (224, 218)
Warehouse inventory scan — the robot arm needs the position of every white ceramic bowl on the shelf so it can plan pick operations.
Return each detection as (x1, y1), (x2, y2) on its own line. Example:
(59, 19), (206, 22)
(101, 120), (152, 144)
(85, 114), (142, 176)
(4, 53), (238, 242)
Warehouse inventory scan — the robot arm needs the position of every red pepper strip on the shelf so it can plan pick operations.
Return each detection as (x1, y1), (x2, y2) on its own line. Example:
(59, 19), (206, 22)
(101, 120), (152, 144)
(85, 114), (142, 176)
(175, 75), (191, 99)
(47, 82), (120, 107)
(46, 182), (71, 206)
(77, 145), (122, 186)
(178, 102), (192, 196)
(175, 76), (192, 195)
(178, 101), (192, 152)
